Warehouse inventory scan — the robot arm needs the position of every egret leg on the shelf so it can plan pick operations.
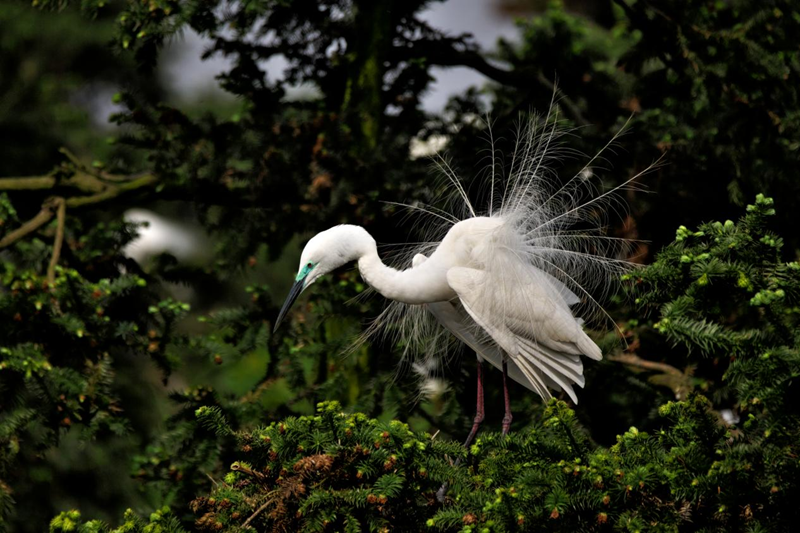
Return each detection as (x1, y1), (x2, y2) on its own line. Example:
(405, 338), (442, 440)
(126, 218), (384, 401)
(437, 360), (485, 502)
(462, 359), (485, 449)
(501, 359), (513, 437)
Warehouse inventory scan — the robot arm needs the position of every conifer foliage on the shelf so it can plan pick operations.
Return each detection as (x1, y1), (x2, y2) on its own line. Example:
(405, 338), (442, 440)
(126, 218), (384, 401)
(48, 199), (800, 531)
(0, 199), (186, 518)
(2, 0), (800, 531)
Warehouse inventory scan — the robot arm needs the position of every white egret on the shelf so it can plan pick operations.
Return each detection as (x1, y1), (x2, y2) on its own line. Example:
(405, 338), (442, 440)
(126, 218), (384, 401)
(274, 107), (650, 445)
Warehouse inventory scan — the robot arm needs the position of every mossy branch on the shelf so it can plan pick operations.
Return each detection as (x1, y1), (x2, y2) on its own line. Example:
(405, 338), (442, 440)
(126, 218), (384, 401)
(608, 352), (693, 399)
(0, 148), (158, 249)
(47, 197), (66, 284)
(0, 197), (61, 248)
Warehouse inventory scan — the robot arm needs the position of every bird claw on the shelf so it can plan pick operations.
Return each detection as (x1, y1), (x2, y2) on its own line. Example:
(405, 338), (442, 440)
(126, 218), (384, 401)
(501, 414), (513, 437)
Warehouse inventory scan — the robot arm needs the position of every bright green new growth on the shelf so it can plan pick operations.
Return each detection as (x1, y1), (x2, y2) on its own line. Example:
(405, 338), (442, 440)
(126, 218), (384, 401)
(50, 197), (800, 532)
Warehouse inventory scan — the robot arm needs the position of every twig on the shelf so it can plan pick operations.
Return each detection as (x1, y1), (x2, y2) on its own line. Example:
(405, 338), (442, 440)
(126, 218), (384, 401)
(64, 173), (157, 208)
(231, 462), (267, 482)
(0, 169), (146, 195)
(1, 162), (156, 250)
(0, 143), (157, 199)
(97, 171), (140, 183)
(0, 174), (158, 249)
(58, 148), (146, 183)
(58, 147), (88, 171)
(607, 353), (684, 376)
(608, 352), (693, 399)
(0, 176), (58, 190)
(0, 147), (159, 281)
(241, 500), (272, 530)
(47, 198), (66, 283)
(0, 198), (60, 248)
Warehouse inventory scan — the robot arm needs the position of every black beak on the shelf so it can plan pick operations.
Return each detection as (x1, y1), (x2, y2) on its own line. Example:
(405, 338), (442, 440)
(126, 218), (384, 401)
(274, 278), (305, 332)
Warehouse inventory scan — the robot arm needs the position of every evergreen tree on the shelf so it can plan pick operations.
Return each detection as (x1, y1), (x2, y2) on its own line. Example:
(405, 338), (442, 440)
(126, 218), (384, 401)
(49, 197), (800, 532)
(1, 0), (798, 530)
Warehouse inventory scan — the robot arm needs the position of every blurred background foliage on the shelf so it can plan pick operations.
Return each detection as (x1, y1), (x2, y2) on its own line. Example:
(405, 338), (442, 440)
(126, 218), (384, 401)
(0, 0), (798, 530)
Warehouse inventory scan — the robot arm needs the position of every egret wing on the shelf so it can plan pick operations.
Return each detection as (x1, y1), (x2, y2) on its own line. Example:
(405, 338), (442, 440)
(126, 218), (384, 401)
(529, 265), (581, 308)
(411, 254), (554, 397)
(445, 266), (602, 403)
(426, 299), (555, 400)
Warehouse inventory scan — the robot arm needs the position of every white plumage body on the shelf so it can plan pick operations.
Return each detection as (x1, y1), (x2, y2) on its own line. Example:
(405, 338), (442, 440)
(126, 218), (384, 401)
(282, 108), (652, 405)
(351, 216), (600, 403)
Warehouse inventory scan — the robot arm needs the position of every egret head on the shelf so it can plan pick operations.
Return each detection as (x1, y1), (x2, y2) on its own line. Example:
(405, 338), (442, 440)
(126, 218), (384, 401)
(274, 225), (373, 331)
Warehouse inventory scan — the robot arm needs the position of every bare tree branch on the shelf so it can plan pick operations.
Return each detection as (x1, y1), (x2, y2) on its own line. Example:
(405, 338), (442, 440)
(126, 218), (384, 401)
(608, 352), (694, 400)
(0, 176), (59, 190)
(0, 151), (158, 250)
(64, 173), (157, 208)
(242, 499), (272, 530)
(47, 198), (66, 283)
(0, 198), (60, 248)
(608, 353), (685, 376)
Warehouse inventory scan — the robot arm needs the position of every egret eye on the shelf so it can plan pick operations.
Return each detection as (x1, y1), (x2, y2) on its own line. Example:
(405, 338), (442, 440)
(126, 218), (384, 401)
(307, 262), (314, 267)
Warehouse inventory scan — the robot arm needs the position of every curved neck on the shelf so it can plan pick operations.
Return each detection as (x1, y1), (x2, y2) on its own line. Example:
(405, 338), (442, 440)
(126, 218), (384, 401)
(352, 229), (451, 305)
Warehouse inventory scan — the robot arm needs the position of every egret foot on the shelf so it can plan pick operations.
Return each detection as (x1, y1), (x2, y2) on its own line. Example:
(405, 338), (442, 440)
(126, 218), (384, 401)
(501, 360), (513, 437)
(502, 412), (513, 437)
(462, 360), (485, 449)
(437, 360), (485, 502)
